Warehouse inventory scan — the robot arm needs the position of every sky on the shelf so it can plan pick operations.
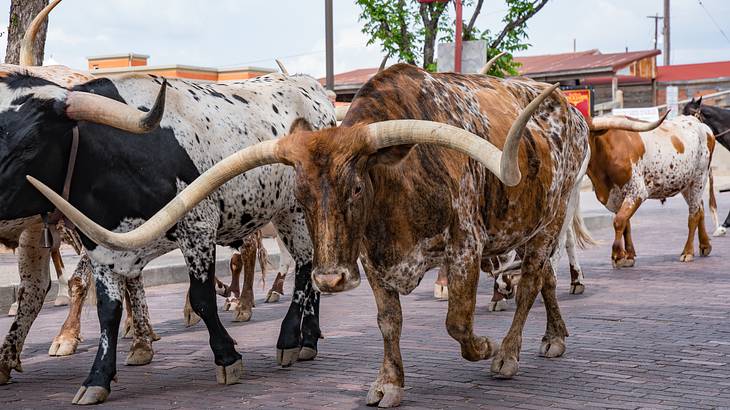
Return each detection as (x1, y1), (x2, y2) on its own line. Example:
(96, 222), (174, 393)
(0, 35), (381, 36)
(0, 0), (729, 77)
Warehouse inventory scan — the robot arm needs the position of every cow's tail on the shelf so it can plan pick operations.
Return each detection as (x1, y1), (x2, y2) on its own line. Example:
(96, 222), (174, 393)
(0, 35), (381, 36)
(572, 192), (596, 249)
(571, 144), (596, 250)
(709, 167), (719, 230)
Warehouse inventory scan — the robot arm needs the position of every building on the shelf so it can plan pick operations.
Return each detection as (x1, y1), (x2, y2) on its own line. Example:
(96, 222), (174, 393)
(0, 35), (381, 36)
(321, 48), (662, 106)
(87, 53), (274, 82)
(656, 60), (730, 108)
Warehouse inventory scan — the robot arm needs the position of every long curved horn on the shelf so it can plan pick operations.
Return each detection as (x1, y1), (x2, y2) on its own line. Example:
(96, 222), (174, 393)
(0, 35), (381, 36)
(335, 105), (349, 122)
(26, 139), (282, 250)
(65, 80), (168, 134)
(19, 0), (62, 66)
(588, 109), (669, 132)
(275, 59), (289, 76)
(479, 51), (507, 75)
(366, 83), (560, 186)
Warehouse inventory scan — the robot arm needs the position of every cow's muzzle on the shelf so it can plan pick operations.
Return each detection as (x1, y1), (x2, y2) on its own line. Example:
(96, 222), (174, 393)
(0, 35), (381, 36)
(312, 266), (361, 293)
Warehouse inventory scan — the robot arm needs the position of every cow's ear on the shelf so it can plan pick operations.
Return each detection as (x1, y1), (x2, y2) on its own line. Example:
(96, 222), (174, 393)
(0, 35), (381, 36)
(289, 118), (313, 134)
(697, 96), (703, 106)
(368, 144), (416, 167)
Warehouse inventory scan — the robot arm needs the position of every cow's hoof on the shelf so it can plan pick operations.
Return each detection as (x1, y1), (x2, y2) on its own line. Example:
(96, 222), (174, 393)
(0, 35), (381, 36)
(184, 309), (201, 327)
(680, 253), (694, 262)
(0, 365), (10, 385)
(265, 291), (281, 303)
(569, 283), (585, 295)
(487, 299), (508, 312)
(126, 341), (153, 366)
(49, 334), (80, 356)
(539, 336), (566, 358)
(7, 302), (18, 317)
(298, 347), (317, 361)
(491, 353), (519, 379)
(612, 258), (635, 268)
(462, 336), (499, 361)
(53, 295), (70, 307)
(433, 284), (448, 300)
(276, 347), (300, 367)
(713, 226), (727, 237)
(223, 296), (239, 312)
(232, 308), (252, 322)
(72, 386), (110, 405)
(215, 359), (243, 385)
(366, 382), (403, 408)
(700, 245), (712, 257)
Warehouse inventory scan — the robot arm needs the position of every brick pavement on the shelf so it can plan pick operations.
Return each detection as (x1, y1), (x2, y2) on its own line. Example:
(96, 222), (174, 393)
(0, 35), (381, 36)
(1, 194), (730, 409)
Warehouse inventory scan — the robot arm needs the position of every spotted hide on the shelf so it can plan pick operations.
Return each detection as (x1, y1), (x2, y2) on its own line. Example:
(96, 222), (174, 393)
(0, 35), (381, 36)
(0, 66), (160, 384)
(586, 115), (717, 267)
(283, 64), (591, 407)
(0, 62), (334, 404)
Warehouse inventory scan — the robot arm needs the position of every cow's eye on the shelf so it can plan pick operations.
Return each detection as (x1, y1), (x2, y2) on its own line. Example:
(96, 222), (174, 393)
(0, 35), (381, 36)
(353, 183), (363, 198)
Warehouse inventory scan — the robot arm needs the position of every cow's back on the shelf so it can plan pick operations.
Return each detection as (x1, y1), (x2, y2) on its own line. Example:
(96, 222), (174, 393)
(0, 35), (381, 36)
(639, 116), (714, 200)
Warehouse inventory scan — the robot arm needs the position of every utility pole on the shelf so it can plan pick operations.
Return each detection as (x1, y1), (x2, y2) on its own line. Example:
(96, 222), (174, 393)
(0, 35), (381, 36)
(663, 0), (670, 65)
(325, 0), (334, 91)
(647, 13), (663, 50)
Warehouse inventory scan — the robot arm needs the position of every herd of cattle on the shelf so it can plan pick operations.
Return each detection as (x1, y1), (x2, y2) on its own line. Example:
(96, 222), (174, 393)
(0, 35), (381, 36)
(1, 2), (728, 407)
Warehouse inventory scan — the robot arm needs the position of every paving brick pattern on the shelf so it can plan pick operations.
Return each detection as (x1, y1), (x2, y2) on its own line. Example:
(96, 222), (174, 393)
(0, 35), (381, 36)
(1, 195), (730, 409)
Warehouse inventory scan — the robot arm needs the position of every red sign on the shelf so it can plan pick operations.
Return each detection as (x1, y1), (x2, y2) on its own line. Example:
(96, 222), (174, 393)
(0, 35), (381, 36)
(562, 88), (593, 118)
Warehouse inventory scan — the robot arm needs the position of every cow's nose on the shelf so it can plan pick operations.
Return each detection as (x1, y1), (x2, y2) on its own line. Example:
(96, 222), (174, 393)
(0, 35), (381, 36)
(313, 272), (344, 291)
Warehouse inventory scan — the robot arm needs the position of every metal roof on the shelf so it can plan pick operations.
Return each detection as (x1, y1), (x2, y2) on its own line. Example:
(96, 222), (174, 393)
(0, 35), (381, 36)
(514, 49), (661, 78)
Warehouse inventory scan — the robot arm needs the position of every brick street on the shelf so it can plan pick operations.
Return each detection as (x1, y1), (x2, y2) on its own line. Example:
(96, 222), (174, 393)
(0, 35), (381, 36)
(2, 194), (730, 409)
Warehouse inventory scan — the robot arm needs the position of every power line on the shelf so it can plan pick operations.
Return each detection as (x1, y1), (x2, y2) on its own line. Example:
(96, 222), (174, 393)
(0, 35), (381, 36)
(218, 49), (326, 68)
(697, 0), (730, 45)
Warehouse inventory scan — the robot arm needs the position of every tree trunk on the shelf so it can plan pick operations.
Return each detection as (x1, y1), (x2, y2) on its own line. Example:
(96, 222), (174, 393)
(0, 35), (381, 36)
(5, 0), (50, 65)
(419, 3), (447, 69)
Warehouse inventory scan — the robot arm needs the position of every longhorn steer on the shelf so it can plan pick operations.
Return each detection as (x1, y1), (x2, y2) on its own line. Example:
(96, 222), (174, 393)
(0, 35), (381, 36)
(683, 97), (730, 236)
(35, 64), (634, 407)
(2, 59), (334, 409)
(586, 115), (717, 266)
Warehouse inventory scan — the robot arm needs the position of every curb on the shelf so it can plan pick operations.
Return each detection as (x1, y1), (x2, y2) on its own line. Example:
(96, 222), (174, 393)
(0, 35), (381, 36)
(0, 253), (281, 313)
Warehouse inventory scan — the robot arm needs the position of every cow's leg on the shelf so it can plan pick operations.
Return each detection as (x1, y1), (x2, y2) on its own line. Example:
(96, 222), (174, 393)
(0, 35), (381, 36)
(566, 225), (585, 294)
(715, 210), (730, 237)
(623, 219), (637, 263)
(273, 212), (320, 366)
(0, 225), (51, 384)
(696, 205), (712, 257)
(49, 254), (92, 357)
(124, 275), (159, 366)
(72, 264), (124, 405)
(445, 253), (498, 363)
(365, 270), (404, 408)
(433, 269), (448, 300)
(680, 187), (709, 261)
(223, 252), (242, 311)
(51, 249), (71, 306)
(487, 276), (508, 312)
(233, 243), (256, 322)
(121, 289), (134, 338)
(612, 197), (642, 268)
(491, 232), (558, 379)
(178, 233), (243, 384)
(539, 256), (569, 359)
(266, 235), (292, 303)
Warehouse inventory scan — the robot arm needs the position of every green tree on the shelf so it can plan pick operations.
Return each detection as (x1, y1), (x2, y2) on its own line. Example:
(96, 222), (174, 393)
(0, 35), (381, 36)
(357, 0), (549, 76)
